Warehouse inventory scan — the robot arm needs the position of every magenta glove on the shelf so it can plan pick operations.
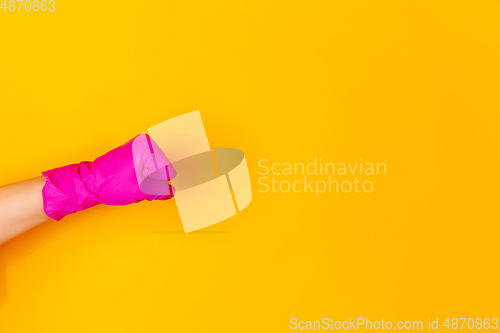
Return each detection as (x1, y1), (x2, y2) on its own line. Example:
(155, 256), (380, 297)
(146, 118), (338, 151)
(42, 133), (176, 221)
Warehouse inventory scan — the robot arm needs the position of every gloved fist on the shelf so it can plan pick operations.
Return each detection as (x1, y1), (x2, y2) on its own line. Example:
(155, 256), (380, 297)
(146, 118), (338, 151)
(42, 133), (176, 221)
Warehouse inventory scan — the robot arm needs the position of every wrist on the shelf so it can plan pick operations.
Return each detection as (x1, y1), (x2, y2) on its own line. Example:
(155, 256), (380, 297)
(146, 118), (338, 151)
(42, 161), (101, 221)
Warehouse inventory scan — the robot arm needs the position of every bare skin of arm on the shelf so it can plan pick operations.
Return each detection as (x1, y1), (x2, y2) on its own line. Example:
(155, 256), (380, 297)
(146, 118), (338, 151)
(0, 176), (49, 245)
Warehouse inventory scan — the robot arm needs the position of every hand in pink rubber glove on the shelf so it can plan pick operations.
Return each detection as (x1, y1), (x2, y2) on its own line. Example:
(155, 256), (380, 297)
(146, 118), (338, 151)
(42, 133), (176, 221)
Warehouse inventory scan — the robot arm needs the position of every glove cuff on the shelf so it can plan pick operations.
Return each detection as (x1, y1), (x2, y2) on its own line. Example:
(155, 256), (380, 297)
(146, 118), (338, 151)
(42, 162), (101, 221)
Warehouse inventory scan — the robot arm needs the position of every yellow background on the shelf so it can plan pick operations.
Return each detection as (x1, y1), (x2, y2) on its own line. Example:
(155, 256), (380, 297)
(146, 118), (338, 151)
(1, 0), (499, 332)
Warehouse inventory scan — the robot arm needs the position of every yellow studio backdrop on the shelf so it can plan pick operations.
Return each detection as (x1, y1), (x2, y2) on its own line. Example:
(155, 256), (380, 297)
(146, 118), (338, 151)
(0, 0), (499, 332)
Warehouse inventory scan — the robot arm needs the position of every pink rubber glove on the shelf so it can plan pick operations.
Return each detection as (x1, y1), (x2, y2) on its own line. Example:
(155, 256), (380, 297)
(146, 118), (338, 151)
(42, 133), (176, 221)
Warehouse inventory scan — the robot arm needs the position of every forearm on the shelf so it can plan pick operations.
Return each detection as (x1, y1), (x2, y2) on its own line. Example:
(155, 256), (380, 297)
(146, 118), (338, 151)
(0, 176), (50, 245)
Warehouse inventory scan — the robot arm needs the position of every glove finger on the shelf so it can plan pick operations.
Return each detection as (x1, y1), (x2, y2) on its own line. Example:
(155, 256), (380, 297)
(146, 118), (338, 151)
(143, 184), (176, 201)
(132, 133), (176, 181)
(143, 134), (176, 181)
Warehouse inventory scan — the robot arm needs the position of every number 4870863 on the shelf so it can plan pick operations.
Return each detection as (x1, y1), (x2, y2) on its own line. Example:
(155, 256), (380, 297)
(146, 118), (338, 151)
(1, 0), (55, 11)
